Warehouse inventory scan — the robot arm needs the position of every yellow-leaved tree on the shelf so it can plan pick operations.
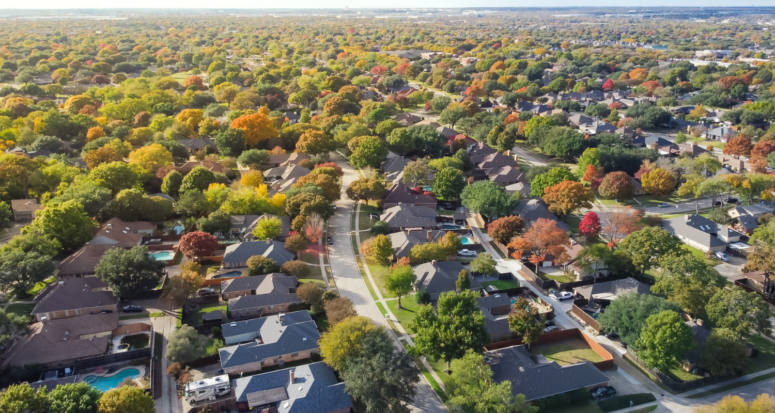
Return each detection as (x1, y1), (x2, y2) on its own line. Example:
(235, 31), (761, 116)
(230, 107), (278, 148)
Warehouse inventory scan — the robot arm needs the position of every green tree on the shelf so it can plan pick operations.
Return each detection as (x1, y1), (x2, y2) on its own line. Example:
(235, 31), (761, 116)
(438, 231), (462, 257)
(196, 210), (231, 234)
(349, 136), (388, 169)
(576, 148), (600, 178)
(237, 149), (269, 169)
(161, 170), (183, 198)
(636, 310), (695, 372)
(470, 253), (497, 277)
(597, 293), (681, 347)
(432, 167), (466, 200)
(48, 382), (101, 413)
(408, 243), (448, 265)
(707, 287), (772, 338)
(48, 180), (113, 218)
(456, 269), (471, 292)
(88, 161), (143, 195)
(439, 107), (468, 129)
(214, 128), (245, 157)
(24, 200), (96, 252)
(166, 324), (208, 364)
(0, 308), (30, 346)
(699, 328), (749, 376)
(320, 316), (382, 372)
(247, 255), (279, 275)
(0, 250), (55, 297)
(370, 235), (393, 266)
(385, 265), (415, 309)
(0, 202), (10, 230)
(253, 217), (283, 241)
(97, 384), (155, 413)
(574, 244), (613, 279)
(617, 227), (684, 277)
(95, 246), (166, 299)
(447, 351), (538, 413)
(508, 297), (544, 349)
(409, 290), (489, 372)
(530, 167), (576, 198)
(653, 253), (726, 316)
(179, 166), (216, 193)
(0, 383), (49, 413)
(0, 229), (60, 257)
(431, 96), (451, 113)
(462, 180), (516, 218)
(402, 159), (433, 187)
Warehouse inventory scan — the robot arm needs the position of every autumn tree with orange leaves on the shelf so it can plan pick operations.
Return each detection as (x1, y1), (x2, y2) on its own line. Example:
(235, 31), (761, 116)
(723, 135), (753, 157)
(751, 140), (775, 162)
(600, 207), (641, 244)
(542, 181), (594, 220)
(230, 108), (278, 148)
(507, 218), (571, 272)
(641, 167), (677, 196)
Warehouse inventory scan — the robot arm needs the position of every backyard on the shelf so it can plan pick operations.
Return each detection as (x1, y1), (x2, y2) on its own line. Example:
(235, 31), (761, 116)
(120, 334), (150, 350)
(481, 280), (520, 290)
(537, 269), (576, 284)
(529, 339), (604, 366)
(188, 303), (228, 326)
(5, 303), (35, 319)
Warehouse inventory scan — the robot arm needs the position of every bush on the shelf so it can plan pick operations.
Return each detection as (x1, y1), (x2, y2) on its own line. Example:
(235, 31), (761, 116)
(370, 221), (390, 235)
(597, 394), (656, 412)
(280, 260), (310, 277)
(311, 352), (322, 362)
(167, 362), (182, 378)
(415, 290), (431, 305)
(322, 290), (338, 301)
(534, 389), (589, 412)
(211, 326), (222, 340)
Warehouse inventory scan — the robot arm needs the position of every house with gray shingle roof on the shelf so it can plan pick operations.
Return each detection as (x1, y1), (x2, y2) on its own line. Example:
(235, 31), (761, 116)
(388, 230), (447, 259)
(222, 311), (311, 345)
(32, 277), (119, 322)
(487, 345), (609, 401)
(380, 205), (437, 232)
(222, 240), (296, 269)
(383, 181), (437, 209)
(414, 261), (483, 301)
(705, 126), (737, 142)
(512, 200), (570, 232)
(232, 362), (352, 413)
(381, 156), (410, 184)
(218, 317), (320, 374)
(574, 278), (650, 303)
(662, 214), (743, 252)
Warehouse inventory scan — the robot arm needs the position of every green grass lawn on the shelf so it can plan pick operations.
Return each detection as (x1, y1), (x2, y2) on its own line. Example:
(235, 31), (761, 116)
(543, 401), (604, 413)
(26, 276), (56, 297)
(426, 356), (454, 389)
(415, 357), (448, 402)
(299, 251), (320, 264)
(667, 367), (703, 383)
(680, 245), (718, 267)
(358, 204), (381, 232)
(743, 334), (775, 375)
(481, 280), (520, 290)
(121, 334), (150, 349)
(312, 313), (330, 332)
(189, 304), (228, 326)
(364, 256), (396, 298)
(530, 340), (604, 366)
(537, 270), (576, 284)
(356, 258), (380, 301)
(205, 337), (225, 356)
(488, 242), (507, 259)
(621, 193), (695, 207)
(5, 303), (35, 318)
(298, 264), (325, 286)
(566, 215), (582, 234)
(386, 297), (422, 335)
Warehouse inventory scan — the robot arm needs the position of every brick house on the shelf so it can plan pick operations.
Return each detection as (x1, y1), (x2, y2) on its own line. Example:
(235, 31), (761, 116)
(89, 218), (156, 246)
(58, 244), (134, 277)
(31, 277), (119, 322)
(383, 181), (437, 209)
(222, 240), (296, 269)
(221, 273), (298, 301)
(10, 199), (41, 222)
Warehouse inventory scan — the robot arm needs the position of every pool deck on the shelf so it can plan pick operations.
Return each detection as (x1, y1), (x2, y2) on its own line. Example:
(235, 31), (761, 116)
(79, 365), (147, 387)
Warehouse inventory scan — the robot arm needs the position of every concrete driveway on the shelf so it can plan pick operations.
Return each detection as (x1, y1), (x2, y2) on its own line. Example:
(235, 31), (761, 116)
(714, 255), (746, 282)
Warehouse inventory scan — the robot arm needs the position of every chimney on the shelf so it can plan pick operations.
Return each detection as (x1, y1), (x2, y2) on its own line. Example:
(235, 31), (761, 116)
(427, 230), (433, 242)
(266, 238), (272, 245)
(431, 260), (437, 266)
(685, 214), (691, 221)
(290, 369), (295, 384)
(506, 150), (511, 157)
(696, 318), (704, 326)
(278, 313), (285, 322)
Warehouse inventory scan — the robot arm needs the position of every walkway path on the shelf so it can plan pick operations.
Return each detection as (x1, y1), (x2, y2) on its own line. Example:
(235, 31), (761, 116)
(154, 311), (180, 413)
(329, 152), (447, 413)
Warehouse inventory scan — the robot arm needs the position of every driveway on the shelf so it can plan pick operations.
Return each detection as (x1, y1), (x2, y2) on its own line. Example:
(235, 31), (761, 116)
(713, 255), (746, 283)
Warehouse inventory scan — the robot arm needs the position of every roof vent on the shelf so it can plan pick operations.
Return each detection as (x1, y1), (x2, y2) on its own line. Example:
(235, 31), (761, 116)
(303, 337), (307, 341)
(230, 323), (236, 327)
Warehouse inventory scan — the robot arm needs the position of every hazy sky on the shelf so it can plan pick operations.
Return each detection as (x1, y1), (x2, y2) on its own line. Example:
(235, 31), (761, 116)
(5, 1), (775, 9)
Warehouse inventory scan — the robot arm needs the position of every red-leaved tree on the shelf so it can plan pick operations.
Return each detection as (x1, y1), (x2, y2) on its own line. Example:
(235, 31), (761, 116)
(179, 231), (219, 258)
(507, 218), (571, 272)
(579, 211), (601, 238)
(602, 79), (615, 91)
(487, 216), (525, 245)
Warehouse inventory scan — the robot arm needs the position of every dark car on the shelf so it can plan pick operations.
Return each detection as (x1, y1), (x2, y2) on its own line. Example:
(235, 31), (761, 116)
(605, 331), (619, 339)
(591, 386), (617, 400)
(727, 197), (738, 203)
(327, 237), (333, 245)
(545, 320), (555, 327)
(122, 305), (143, 313)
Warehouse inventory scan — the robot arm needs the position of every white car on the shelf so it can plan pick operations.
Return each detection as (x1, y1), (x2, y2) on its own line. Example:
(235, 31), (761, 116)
(714, 251), (730, 262)
(458, 249), (477, 257)
(549, 291), (574, 301)
(543, 326), (558, 333)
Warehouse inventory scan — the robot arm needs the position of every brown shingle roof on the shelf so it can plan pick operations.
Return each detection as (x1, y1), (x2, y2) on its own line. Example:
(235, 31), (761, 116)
(384, 181), (437, 206)
(58, 244), (134, 276)
(32, 277), (118, 315)
(93, 218), (155, 244)
(10, 199), (41, 214)
(179, 160), (225, 174)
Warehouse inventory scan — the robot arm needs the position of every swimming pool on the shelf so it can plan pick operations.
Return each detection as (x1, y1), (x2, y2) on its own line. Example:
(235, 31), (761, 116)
(212, 271), (243, 279)
(441, 224), (467, 230)
(83, 368), (141, 392)
(583, 309), (600, 319)
(149, 251), (174, 261)
(461, 237), (475, 245)
(173, 225), (185, 234)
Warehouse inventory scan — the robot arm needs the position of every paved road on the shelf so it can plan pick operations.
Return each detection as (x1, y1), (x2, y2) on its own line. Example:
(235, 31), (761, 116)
(154, 313), (180, 413)
(328, 152), (448, 413)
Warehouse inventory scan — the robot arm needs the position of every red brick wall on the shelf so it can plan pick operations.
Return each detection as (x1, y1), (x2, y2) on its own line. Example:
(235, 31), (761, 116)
(222, 290), (251, 300)
(36, 304), (118, 321)
(112, 323), (152, 336)
(483, 328), (614, 370)
(222, 348), (318, 375)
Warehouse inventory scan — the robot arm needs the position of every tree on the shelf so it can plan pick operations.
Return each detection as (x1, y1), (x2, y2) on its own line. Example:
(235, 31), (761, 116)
(98, 385), (155, 413)
(600, 207), (640, 243)
(320, 316), (382, 371)
(346, 178), (385, 205)
(88, 162), (143, 195)
(230, 110), (278, 148)
(0, 250), (55, 297)
(579, 211), (601, 238)
(530, 167), (576, 198)
(95, 246), (166, 299)
(166, 324), (209, 364)
(575, 244), (614, 279)
(636, 310), (695, 372)
(84, 146), (123, 170)
(723, 135), (753, 157)
(214, 128), (245, 157)
(432, 167), (466, 200)
(438, 231), (462, 257)
(237, 149), (269, 169)
(179, 166), (216, 193)
(508, 218), (570, 271)
(324, 297), (357, 326)
(297, 282), (324, 312)
(699, 328), (749, 376)
(576, 148), (600, 178)
(653, 253), (726, 316)
(253, 217), (283, 241)
(179, 231), (219, 258)
(542, 181), (593, 220)
(402, 159), (433, 187)
(707, 287), (772, 338)
(385, 266), (415, 310)
(598, 172), (634, 199)
(487, 216), (525, 245)
(462, 181), (515, 218)
(240, 170), (264, 188)
(370, 235), (393, 266)
(284, 233), (309, 254)
(386, 128), (414, 154)
(349, 136), (388, 169)
(340, 331), (420, 413)
(447, 351), (537, 413)
(408, 243), (448, 265)
(470, 253), (497, 277)
(431, 96), (452, 113)
(47, 382), (101, 413)
(641, 167), (677, 195)
(0, 383), (49, 413)
(297, 130), (335, 155)
(280, 261), (309, 278)
(508, 297), (545, 349)
(618, 227), (683, 276)
(439, 107), (468, 129)
(128, 144), (173, 174)
(0, 308), (29, 346)
(409, 290), (489, 372)
(24, 200), (96, 252)
(247, 255), (279, 275)
(160, 266), (204, 308)
(456, 269), (471, 292)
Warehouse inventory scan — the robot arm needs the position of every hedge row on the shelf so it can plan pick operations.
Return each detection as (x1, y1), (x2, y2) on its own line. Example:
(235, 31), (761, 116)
(598, 393), (657, 412)
(534, 388), (590, 412)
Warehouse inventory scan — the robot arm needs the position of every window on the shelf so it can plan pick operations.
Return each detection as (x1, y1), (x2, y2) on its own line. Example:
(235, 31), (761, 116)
(290, 352), (299, 357)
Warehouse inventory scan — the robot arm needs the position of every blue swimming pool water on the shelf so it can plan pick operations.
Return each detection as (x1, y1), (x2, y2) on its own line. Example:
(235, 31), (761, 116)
(149, 251), (174, 261)
(461, 237), (474, 245)
(583, 309), (600, 319)
(173, 225), (184, 234)
(442, 224), (467, 230)
(212, 271), (243, 279)
(83, 368), (141, 392)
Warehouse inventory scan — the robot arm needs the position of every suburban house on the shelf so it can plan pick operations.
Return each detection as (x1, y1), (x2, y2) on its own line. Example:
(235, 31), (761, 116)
(678, 142), (711, 158)
(505, 182), (532, 199)
(218, 315), (320, 374)
(9, 313), (118, 367)
(468, 142), (497, 164)
(387, 229), (447, 259)
(380, 205), (438, 233)
(486, 166), (526, 187)
(512, 199), (570, 232)
(32, 277), (119, 322)
(222, 273), (298, 300)
(226, 279), (301, 319)
(476, 152), (519, 172)
(486, 345), (610, 402)
(381, 156), (410, 184)
(178, 137), (216, 154)
(662, 214), (743, 252)
(728, 204), (773, 234)
(228, 215), (261, 239)
(222, 240), (296, 269)
(232, 362), (353, 412)
(264, 164), (311, 193)
(58, 244), (134, 277)
(414, 261), (483, 301)
(705, 126), (737, 141)
(89, 218), (156, 245)
(568, 114), (594, 128)
(10, 199), (41, 221)
(179, 160), (226, 174)
(630, 136), (678, 155)
(394, 112), (422, 126)
(584, 122), (617, 135)
(222, 311), (312, 345)
(263, 153), (311, 168)
(383, 181), (437, 209)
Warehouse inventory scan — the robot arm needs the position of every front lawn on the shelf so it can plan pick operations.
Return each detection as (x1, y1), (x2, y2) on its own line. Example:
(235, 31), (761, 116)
(530, 340), (604, 366)
(743, 334), (775, 375)
(481, 280), (520, 290)
(26, 276), (56, 297)
(364, 256), (396, 298)
(386, 297), (423, 335)
(566, 215), (582, 234)
(298, 264), (326, 286)
(188, 304), (228, 326)
(680, 245), (717, 267)
(358, 204), (382, 232)
(666, 367), (703, 383)
(299, 251), (320, 264)
(5, 303), (35, 318)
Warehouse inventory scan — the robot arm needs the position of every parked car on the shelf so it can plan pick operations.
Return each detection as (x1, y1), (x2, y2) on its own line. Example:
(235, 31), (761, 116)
(327, 236), (333, 245)
(591, 386), (617, 400)
(657, 203), (670, 208)
(543, 326), (558, 333)
(458, 249), (477, 257)
(197, 288), (216, 297)
(714, 251), (730, 262)
(727, 197), (739, 203)
(332, 202), (336, 210)
(605, 331), (619, 339)
(122, 305), (142, 313)
(549, 291), (574, 301)
(545, 320), (555, 327)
